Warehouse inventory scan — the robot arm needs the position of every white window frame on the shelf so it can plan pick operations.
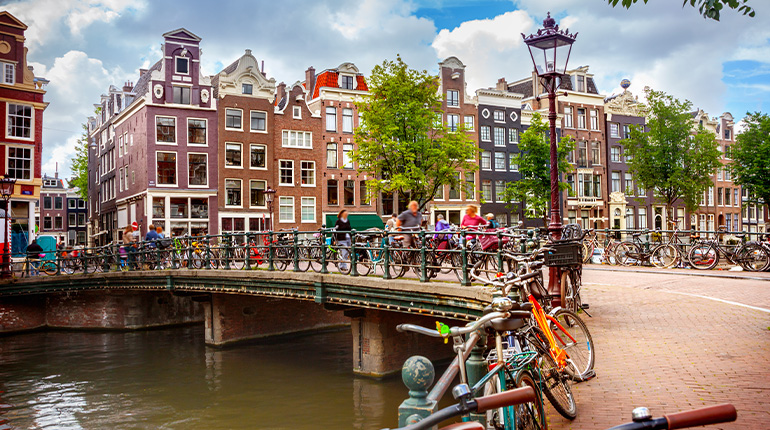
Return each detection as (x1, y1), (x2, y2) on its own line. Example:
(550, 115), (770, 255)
(342, 108), (354, 133)
(119, 167), (123, 191)
(493, 110), (505, 123)
(446, 90), (459, 107)
(481, 151), (491, 171)
(250, 110), (267, 133)
(563, 107), (573, 128)
(187, 118), (208, 146)
(175, 56), (189, 75)
(495, 180), (506, 203)
(300, 197), (316, 223)
(225, 108), (243, 131)
(325, 106), (337, 132)
(494, 127), (505, 147)
(610, 123), (619, 138)
(293, 106), (302, 119)
(300, 160), (316, 187)
(155, 115), (177, 145)
(249, 144), (267, 170)
(68, 213), (77, 228)
(188, 152), (209, 188)
(156, 151), (178, 187)
(494, 152), (506, 171)
(1, 62), (15, 85)
(249, 179), (268, 209)
(224, 178), (243, 208)
(172, 85), (191, 105)
(590, 109), (599, 131)
(281, 130), (313, 149)
(480, 126), (491, 142)
(224, 142), (243, 169)
(279, 159), (294, 186)
(464, 115), (474, 131)
(6, 102), (34, 140)
(6, 145), (33, 181)
(447, 114), (460, 132)
(342, 143), (354, 169)
(508, 128), (518, 144)
(278, 196), (295, 223)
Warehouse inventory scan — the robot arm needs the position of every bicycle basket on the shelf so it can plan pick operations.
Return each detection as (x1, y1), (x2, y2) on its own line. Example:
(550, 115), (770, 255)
(544, 242), (583, 267)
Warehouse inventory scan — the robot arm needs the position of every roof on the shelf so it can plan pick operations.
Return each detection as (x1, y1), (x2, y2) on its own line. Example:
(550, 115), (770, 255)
(132, 60), (162, 99)
(0, 11), (28, 30)
(311, 69), (368, 99)
(507, 74), (600, 98)
(508, 81), (533, 98)
(162, 28), (201, 42)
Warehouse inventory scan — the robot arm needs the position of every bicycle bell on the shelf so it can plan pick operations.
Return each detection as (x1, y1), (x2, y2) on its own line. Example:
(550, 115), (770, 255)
(631, 407), (652, 422)
(491, 296), (514, 312)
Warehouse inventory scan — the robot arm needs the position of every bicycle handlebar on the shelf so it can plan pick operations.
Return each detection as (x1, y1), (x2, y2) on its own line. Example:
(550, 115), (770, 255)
(607, 404), (737, 430)
(397, 311), (509, 339)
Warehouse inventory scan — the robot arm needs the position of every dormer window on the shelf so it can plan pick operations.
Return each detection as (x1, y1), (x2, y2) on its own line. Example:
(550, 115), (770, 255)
(172, 86), (190, 104)
(293, 106), (301, 119)
(576, 75), (585, 92)
(242, 83), (253, 95)
(341, 75), (354, 90)
(176, 57), (189, 75)
(2, 62), (14, 85)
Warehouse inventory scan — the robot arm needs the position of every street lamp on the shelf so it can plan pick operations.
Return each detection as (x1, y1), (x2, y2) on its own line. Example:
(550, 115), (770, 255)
(523, 12), (577, 304)
(264, 186), (276, 231)
(0, 176), (16, 278)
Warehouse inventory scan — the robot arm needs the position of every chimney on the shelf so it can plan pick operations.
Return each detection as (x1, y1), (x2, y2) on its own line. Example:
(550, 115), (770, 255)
(261, 60), (265, 76)
(123, 81), (134, 92)
(277, 82), (287, 104)
(305, 66), (316, 94)
(139, 69), (148, 80)
(496, 78), (507, 91)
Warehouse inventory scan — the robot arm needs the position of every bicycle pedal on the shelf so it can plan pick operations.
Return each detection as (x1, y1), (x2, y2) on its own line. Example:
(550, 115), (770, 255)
(580, 303), (590, 310)
(575, 370), (597, 383)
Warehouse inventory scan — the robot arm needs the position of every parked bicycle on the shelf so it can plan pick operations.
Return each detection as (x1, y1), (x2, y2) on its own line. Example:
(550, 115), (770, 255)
(687, 226), (769, 271)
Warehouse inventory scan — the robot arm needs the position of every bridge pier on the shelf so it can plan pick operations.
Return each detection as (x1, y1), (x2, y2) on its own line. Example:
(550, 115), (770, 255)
(348, 309), (455, 378)
(204, 294), (349, 346)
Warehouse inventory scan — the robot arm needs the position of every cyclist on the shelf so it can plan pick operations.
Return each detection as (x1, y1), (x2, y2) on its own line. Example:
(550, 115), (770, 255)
(396, 201), (422, 247)
(25, 239), (44, 276)
(385, 213), (398, 245)
(434, 214), (452, 249)
(485, 212), (499, 229)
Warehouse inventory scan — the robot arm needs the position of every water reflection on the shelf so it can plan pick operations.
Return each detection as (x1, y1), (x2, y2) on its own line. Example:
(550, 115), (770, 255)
(0, 326), (418, 430)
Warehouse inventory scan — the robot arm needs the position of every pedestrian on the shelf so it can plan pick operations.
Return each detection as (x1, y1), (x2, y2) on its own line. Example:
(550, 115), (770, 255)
(26, 239), (44, 276)
(145, 223), (159, 248)
(156, 225), (165, 238)
(460, 205), (487, 229)
(385, 213), (398, 245)
(485, 213), (499, 229)
(124, 223), (138, 270)
(434, 214), (452, 248)
(396, 201), (422, 247)
(334, 209), (352, 272)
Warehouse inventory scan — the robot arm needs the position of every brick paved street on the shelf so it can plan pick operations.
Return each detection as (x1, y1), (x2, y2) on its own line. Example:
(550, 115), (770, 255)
(547, 272), (770, 429)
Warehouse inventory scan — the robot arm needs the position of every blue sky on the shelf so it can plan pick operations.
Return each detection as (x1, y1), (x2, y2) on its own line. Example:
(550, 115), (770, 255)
(4, 0), (769, 179)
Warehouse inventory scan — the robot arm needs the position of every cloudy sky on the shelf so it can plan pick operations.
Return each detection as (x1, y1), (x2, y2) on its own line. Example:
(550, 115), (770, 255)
(5, 0), (770, 179)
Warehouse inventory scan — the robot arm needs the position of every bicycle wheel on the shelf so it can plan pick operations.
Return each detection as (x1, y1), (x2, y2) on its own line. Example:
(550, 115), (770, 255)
(41, 261), (58, 276)
(581, 241), (593, 264)
(559, 269), (581, 315)
(387, 249), (407, 279)
(603, 244), (618, 265)
(550, 309), (595, 381)
(274, 247), (289, 271)
(528, 328), (577, 420)
(614, 242), (639, 266)
(514, 370), (547, 430)
(650, 244), (679, 268)
(471, 254), (500, 283)
(307, 243), (324, 273)
(687, 242), (718, 270)
(736, 243), (770, 272)
(354, 248), (372, 276)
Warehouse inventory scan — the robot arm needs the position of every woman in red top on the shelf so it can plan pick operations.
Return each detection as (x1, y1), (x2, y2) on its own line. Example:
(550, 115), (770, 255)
(460, 205), (487, 231)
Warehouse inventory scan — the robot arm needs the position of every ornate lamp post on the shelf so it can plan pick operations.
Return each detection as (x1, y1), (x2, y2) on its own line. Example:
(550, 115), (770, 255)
(0, 176), (17, 278)
(264, 186), (276, 231)
(523, 12), (577, 303)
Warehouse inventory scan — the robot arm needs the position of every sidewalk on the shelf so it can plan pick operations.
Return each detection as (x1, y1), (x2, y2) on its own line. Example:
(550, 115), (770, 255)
(583, 263), (770, 282)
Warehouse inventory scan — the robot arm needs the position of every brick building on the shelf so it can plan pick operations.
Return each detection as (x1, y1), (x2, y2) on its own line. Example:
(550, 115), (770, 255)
(212, 49), (276, 233)
(66, 188), (87, 245)
(38, 174), (66, 241)
(0, 11), (48, 252)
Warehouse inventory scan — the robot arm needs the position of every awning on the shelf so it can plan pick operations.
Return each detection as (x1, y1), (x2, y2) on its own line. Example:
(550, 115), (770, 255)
(324, 214), (384, 231)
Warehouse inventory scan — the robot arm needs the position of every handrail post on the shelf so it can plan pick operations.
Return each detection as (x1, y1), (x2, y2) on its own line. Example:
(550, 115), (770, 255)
(82, 248), (88, 274)
(268, 231), (275, 271)
(292, 230), (300, 272)
(320, 228), (329, 274)
(460, 229), (470, 286)
(496, 231), (503, 275)
(204, 236), (211, 270)
(382, 233), (391, 280)
(244, 233), (252, 270)
(350, 230), (359, 277)
(55, 250), (61, 276)
(223, 233), (231, 270)
(419, 230), (427, 282)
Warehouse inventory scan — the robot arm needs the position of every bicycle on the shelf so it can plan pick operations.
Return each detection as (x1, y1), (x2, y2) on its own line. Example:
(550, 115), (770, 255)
(615, 229), (679, 268)
(307, 229), (352, 274)
(687, 227), (770, 271)
(15, 254), (58, 276)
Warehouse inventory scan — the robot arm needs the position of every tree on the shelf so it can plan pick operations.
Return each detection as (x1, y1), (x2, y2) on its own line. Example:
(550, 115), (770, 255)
(621, 88), (721, 220)
(729, 112), (770, 217)
(353, 56), (478, 211)
(502, 112), (575, 226)
(607, 0), (755, 21)
(69, 122), (89, 201)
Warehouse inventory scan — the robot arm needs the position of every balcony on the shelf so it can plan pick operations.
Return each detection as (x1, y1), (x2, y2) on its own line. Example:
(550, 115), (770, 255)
(567, 196), (602, 207)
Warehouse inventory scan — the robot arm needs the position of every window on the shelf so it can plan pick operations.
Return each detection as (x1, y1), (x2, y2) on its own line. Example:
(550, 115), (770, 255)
(170, 198), (188, 218)
(610, 123), (619, 138)
(293, 106), (301, 119)
(447, 90), (459, 107)
(623, 124), (631, 139)
(118, 135), (123, 157)
(187, 119), (206, 145)
(491, 111), (503, 123)
(563, 107), (573, 128)
(725, 188), (731, 206)
(156, 117), (176, 143)
(591, 142), (600, 165)
(325, 107), (337, 131)
(125, 169), (129, 189)
(611, 172), (620, 193)
(447, 114), (459, 132)
(225, 179), (242, 207)
(724, 169), (731, 181)
(250, 111), (266, 131)
(279, 197), (294, 222)
(250, 144), (266, 169)
(341, 75), (355, 90)
(43, 196), (52, 209)
(188, 153), (207, 186)
(157, 152), (177, 185)
(225, 143), (242, 168)
(449, 173), (460, 200)
(242, 83), (253, 95)
(708, 187), (714, 206)
(611, 146), (620, 162)
(328, 180), (339, 206)
(724, 145), (732, 159)
(301, 197), (316, 223)
(176, 57), (189, 74)
(359, 181), (369, 205)
(494, 152), (505, 170)
(326, 143), (338, 168)
(481, 180), (492, 202)
(626, 208), (635, 229)
(495, 180), (506, 203)
(509, 153), (519, 171)
(2, 62), (14, 84)
(725, 129), (731, 140)
(78, 213), (86, 226)
(7, 147), (31, 180)
(481, 151), (491, 170)
(566, 174), (575, 196)
(43, 216), (52, 230)
(226, 109), (242, 129)
(576, 75), (585, 92)
(577, 108), (586, 129)
(717, 169), (723, 181)
(509, 129), (518, 144)
(300, 161), (315, 186)
(625, 173), (634, 195)
(578, 141), (588, 167)
(282, 130), (312, 148)
(7, 104), (32, 138)
(465, 173), (475, 199)
(342, 143), (353, 169)
(464, 115), (474, 131)
(717, 187), (723, 206)
(343, 180), (355, 205)
(54, 196), (63, 210)
(734, 188), (739, 207)
(54, 216), (63, 230)
(342, 109), (354, 133)
(480, 126), (491, 141)
(280, 160), (294, 185)
(577, 173), (601, 198)
(172, 86), (190, 104)
(250, 180), (266, 207)
(69, 213), (76, 227)
(68, 198), (76, 209)
(590, 110), (599, 130)
(119, 167), (123, 191)
(637, 207), (647, 229)
(494, 127), (505, 146)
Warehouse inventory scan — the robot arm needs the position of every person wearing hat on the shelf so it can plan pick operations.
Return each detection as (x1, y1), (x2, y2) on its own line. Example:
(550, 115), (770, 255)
(485, 213), (499, 229)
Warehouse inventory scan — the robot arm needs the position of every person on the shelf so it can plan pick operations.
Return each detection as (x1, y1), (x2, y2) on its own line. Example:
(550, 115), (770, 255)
(334, 210), (352, 272)
(460, 205), (487, 229)
(434, 214), (452, 248)
(396, 201), (422, 247)
(485, 213), (499, 229)
(156, 225), (165, 238)
(26, 239), (44, 276)
(145, 223), (159, 248)
(124, 224), (138, 270)
(385, 213), (398, 245)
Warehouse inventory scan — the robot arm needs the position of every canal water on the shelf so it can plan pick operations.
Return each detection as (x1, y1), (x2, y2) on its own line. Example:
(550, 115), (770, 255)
(0, 325), (432, 430)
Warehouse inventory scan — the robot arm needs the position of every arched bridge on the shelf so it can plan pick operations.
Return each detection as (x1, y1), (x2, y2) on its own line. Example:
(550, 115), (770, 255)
(0, 270), (493, 377)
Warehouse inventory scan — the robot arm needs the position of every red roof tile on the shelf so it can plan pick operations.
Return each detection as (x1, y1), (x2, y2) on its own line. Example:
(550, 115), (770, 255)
(311, 70), (368, 99)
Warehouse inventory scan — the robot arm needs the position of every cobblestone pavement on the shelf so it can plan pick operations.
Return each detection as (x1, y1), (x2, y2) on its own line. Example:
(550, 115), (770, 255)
(547, 274), (770, 429)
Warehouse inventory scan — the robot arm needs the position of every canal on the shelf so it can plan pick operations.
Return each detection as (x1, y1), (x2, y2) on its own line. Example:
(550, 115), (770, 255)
(0, 325), (429, 430)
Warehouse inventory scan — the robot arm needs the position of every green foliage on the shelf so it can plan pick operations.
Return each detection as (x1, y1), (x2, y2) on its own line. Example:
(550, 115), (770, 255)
(69, 122), (89, 201)
(621, 88), (721, 215)
(607, 0), (755, 20)
(729, 112), (770, 212)
(353, 56), (478, 210)
(503, 112), (575, 224)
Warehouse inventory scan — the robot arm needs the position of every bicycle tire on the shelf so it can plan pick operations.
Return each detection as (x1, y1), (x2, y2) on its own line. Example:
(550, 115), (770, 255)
(615, 242), (639, 266)
(307, 244), (324, 273)
(387, 249), (407, 279)
(559, 269), (581, 315)
(735, 243), (770, 272)
(41, 261), (58, 276)
(687, 242), (718, 270)
(550, 308), (595, 381)
(514, 370), (548, 430)
(650, 243), (679, 268)
(581, 241), (593, 264)
(528, 327), (577, 420)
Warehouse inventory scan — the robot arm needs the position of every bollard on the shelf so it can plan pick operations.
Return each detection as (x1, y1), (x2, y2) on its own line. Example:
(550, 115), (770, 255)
(292, 230), (300, 272)
(496, 231), (504, 275)
(267, 231), (275, 271)
(460, 229), (470, 286)
(466, 335), (488, 424)
(350, 230), (359, 277)
(419, 231), (427, 282)
(382, 236), (391, 280)
(397, 356), (438, 427)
